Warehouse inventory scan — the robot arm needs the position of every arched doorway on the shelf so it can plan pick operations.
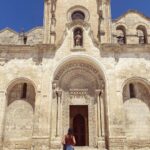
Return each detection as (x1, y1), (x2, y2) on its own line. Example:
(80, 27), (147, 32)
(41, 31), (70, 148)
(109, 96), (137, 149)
(52, 59), (107, 148)
(70, 105), (88, 146)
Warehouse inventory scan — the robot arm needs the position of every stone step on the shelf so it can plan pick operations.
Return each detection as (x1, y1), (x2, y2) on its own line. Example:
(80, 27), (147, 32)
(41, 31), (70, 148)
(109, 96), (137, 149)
(73, 146), (107, 150)
(56, 146), (107, 150)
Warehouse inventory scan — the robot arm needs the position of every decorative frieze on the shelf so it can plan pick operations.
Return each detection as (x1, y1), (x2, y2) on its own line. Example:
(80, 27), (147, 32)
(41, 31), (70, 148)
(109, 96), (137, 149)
(69, 89), (88, 98)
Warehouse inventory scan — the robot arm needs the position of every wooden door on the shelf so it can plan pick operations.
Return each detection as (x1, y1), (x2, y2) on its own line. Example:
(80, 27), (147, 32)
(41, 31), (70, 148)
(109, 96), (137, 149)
(70, 105), (88, 146)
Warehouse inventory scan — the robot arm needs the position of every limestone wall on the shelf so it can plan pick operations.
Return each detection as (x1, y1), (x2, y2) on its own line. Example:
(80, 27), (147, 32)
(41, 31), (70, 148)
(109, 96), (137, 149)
(0, 31), (150, 150)
(0, 27), (44, 45)
(0, 28), (19, 45)
(26, 27), (44, 45)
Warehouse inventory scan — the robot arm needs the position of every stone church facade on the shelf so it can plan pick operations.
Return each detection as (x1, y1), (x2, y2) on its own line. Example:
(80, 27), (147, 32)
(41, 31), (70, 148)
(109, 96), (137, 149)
(0, 0), (150, 150)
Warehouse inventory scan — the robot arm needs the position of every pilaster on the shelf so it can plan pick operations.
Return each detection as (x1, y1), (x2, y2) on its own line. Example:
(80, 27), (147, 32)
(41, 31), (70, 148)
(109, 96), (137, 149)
(107, 77), (126, 150)
(50, 81), (62, 149)
(32, 86), (51, 149)
(44, 0), (51, 44)
(0, 90), (6, 149)
(95, 89), (106, 149)
(100, 0), (112, 43)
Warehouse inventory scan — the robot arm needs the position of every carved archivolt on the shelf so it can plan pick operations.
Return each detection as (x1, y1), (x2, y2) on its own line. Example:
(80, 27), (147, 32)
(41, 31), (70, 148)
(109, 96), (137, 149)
(54, 61), (104, 96)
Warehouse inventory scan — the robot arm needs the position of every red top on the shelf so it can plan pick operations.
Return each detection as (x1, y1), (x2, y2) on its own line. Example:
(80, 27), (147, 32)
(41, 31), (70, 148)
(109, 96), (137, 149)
(65, 135), (74, 145)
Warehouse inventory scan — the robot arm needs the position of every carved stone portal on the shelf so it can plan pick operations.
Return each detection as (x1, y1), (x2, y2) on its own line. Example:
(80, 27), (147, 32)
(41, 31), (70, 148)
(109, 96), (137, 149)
(52, 60), (107, 148)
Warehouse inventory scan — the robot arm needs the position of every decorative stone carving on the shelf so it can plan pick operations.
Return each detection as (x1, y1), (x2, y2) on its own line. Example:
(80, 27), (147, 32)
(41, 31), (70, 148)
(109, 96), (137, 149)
(67, 6), (90, 22)
(55, 62), (102, 81)
(66, 20), (90, 30)
(69, 89), (88, 98)
(52, 61), (106, 148)
(74, 28), (83, 47)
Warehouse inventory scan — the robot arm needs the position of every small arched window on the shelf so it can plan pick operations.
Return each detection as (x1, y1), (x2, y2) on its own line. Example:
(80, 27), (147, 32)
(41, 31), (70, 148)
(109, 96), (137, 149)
(137, 25), (147, 44)
(19, 29), (27, 45)
(21, 83), (27, 99)
(71, 11), (85, 21)
(116, 26), (126, 44)
(23, 36), (27, 45)
(74, 28), (83, 47)
(129, 83), (135, 98)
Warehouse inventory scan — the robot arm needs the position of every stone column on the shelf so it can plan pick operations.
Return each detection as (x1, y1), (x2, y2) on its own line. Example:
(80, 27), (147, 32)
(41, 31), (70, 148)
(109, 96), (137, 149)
(0, 90), (6, 149)
(32, 90), (42, 136)
(100, 91), (105, 137)
(95, 89), (101, 138)
(56, 90), (62, 137)
(95, 89), (105, 149)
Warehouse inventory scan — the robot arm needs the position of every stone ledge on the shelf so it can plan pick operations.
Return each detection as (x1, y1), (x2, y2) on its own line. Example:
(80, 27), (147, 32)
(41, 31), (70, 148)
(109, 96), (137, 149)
(101, 44), (150, 53)
(71, 47), (86, 51)
(0, 44), (54, 52)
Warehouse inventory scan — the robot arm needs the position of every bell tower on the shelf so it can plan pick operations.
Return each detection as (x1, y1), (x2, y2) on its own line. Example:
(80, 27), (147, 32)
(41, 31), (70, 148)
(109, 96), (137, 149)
(43, 0), (112, 45)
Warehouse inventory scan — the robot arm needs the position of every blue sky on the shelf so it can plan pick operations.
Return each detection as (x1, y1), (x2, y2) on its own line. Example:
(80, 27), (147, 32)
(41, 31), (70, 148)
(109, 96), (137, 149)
(111, 0), (150, 19)
(0, 0), (149, 32)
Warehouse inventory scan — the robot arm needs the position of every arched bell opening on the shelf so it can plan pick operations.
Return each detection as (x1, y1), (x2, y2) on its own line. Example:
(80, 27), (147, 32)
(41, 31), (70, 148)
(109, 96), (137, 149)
(137, 25), (148, 44)
(52, 59), (108, 148)
(116, 25), (126, 44)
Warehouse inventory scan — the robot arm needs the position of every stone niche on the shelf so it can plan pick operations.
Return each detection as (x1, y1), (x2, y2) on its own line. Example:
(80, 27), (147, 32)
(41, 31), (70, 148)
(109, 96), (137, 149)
(123, 81), (150, 149)
(3, 80), (36, 150)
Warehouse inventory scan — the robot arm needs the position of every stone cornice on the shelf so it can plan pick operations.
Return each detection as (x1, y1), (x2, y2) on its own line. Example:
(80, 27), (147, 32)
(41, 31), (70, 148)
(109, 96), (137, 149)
(0, 44), (56, 65)
(101, 44), (150, 53)
(0, 44), (150, 54)
(0, 44), (55, 52)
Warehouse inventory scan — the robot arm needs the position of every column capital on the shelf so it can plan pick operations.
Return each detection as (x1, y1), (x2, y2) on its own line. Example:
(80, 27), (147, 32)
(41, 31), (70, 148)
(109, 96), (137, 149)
(0, 90), (5, 94)
(95, 89), (102, 96)
(56, 90), (62, 98)
(52, 80), (58, 90)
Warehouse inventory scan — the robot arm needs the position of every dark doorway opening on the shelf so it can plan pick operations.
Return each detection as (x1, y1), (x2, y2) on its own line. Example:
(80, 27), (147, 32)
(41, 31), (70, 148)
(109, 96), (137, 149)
(70, 105), (89, 146)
